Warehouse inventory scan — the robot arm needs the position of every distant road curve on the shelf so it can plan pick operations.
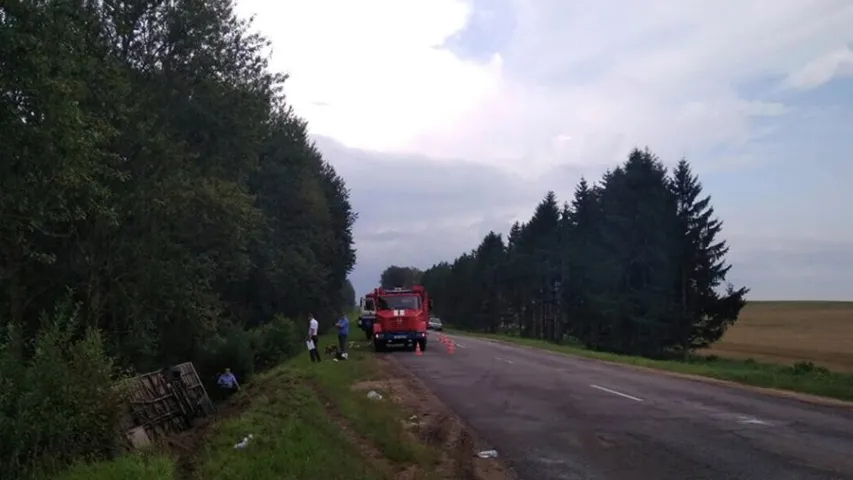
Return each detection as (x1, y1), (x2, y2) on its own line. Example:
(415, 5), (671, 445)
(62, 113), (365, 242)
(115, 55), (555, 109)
(395, 334), (853, 480)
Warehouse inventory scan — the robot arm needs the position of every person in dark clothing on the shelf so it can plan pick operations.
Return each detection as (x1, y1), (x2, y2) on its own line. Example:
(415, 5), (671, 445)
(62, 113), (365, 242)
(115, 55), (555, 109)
(335, 313), (349, 357)
(360, 316), (374, 341)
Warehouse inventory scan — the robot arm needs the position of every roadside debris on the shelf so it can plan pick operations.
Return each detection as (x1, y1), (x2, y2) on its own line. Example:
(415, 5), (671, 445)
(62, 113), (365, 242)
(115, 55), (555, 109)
(406, 414), (421, 428)
(233, 433), (254, 449)
(366, 390), (383, 400)
(477, 449), (499, 459)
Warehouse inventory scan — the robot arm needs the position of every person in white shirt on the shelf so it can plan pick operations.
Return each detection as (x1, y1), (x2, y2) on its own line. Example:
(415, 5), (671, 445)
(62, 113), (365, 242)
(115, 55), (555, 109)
(308, 314), (321, 363)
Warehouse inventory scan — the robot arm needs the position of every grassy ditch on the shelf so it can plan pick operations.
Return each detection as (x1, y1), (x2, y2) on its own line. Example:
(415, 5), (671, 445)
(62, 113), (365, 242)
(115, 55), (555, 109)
(52, 332), (442, 480)
(193, 334), (439, 479)
(449, 329), (853, 402)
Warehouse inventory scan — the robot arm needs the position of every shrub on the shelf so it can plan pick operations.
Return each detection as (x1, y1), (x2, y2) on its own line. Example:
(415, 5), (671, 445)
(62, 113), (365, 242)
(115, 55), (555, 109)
(250, 314), (301, 370)
(195, 324), (255, 391)
(0, 296), (126, 478)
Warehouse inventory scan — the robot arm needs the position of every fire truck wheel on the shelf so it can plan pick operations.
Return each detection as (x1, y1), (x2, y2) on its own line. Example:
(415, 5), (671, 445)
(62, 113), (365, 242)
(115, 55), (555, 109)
(373, 339), (385, 352)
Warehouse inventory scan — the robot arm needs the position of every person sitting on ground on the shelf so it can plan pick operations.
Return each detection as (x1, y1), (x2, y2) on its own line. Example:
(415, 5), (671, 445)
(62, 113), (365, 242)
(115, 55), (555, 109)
(217, 368), (240, 396)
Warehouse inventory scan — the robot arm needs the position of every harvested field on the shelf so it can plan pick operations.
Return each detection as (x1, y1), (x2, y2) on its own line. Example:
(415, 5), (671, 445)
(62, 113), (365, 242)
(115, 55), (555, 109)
(702, 301), (853, 371)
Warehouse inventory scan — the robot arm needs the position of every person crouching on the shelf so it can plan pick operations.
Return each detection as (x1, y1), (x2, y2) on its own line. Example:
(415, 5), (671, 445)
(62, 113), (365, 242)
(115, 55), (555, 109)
(217, 368), (240, 399)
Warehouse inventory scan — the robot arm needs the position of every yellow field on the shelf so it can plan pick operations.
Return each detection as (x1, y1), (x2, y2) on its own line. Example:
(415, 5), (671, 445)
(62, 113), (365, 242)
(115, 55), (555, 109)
(703, 301), (853, 372)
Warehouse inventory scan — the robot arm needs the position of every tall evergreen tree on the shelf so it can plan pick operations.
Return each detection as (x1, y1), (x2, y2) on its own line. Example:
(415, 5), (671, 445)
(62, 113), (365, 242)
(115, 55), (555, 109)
(418, 148), (747, 358)
(563, 177), (599, 344)
(473, 232), (506, 332)
(670, 159), (748, 355)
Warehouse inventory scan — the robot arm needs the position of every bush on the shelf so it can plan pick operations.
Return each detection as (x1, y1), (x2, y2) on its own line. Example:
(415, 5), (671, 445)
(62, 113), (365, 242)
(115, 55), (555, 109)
(0, 297), (126, 478)
(195, 325), (255, 389)
(250, 315), (302, 370)
(194, 316), (304, 402)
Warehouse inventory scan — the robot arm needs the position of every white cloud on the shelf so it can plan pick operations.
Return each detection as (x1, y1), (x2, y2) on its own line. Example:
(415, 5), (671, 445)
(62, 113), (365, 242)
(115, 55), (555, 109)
(235, 0), (853, 299)
(783, 46), (853, 90)
(236, 0), (853, 177)
(235, 0), (502, 153)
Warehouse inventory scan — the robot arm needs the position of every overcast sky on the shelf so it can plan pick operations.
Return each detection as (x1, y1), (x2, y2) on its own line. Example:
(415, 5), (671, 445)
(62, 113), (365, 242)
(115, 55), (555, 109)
(235, 0), (853, 301)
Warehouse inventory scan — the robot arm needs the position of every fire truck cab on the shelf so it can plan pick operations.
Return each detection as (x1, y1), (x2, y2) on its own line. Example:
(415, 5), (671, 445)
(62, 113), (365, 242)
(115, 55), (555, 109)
(370, 286), (431, 352)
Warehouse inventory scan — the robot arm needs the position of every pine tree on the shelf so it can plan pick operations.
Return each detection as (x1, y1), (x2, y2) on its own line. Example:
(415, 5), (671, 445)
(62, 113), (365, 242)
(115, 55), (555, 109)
(588, 149), (680, 355)
(419, 149), (748, 360)
(504, 221), (530, 334)
(473, 232), (506, 332)
(564, 177), (599, 345)
(670, 159), (748, 354)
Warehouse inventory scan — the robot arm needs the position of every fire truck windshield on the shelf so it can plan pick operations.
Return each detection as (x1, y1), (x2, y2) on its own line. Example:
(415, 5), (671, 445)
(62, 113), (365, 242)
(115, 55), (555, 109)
(377, 295), (420, 311)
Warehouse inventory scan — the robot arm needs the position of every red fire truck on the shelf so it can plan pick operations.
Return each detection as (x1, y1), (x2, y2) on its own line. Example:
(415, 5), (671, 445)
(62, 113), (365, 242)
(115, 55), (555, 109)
(368, 286), (431, 352)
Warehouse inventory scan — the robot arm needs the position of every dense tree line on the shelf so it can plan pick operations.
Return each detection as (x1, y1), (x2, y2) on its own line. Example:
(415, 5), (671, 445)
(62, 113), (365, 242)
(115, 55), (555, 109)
(421, 149), (747, 358)
(1, 0), (355, 476)
(379, 265), (424, 289)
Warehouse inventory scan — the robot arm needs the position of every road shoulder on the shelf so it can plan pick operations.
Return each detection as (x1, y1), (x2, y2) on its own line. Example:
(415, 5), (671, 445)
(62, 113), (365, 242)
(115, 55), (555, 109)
(368, 354), (518, 480)
(451, 330), (853, 408)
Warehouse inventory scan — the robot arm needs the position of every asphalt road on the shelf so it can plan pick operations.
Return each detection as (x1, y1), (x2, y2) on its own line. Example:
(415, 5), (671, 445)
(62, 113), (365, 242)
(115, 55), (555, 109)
(393, 333), (853, 480)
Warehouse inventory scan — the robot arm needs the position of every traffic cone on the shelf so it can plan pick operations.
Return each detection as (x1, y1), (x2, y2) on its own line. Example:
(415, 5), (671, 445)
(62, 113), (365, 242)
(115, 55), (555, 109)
(446, 341), (454, 355)
(415, 342), (423, 356)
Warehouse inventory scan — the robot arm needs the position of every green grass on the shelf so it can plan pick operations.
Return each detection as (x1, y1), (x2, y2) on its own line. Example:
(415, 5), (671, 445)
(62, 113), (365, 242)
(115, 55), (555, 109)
(51, 452), (174, 480)
(299, 343), (435, 467)
(192, 368), (384, 479)
(449, 329), (853, 402)
(193, 332), (439, 480)
(50, 331), (441, 480)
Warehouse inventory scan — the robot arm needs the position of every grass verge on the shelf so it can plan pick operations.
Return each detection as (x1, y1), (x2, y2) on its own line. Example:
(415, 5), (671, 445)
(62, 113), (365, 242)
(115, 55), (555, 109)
(299, 345), (436, 467)
(51, 452), (174, 480)
(49, 333), (444, 480)
(448, 329), (853, 402)
(193, 333), (440, 480)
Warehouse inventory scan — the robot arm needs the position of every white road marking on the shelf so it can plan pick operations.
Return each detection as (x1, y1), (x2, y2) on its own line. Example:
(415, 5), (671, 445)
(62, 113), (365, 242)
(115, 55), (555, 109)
(589, 384), (644, 402)
(453, 342), (466, 348)
(495, 356), (515, 364)
(736, 415), (772, 426)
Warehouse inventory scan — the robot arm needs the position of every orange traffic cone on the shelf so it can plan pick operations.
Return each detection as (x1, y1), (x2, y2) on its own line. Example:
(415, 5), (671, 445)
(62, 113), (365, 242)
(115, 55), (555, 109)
(446, 341), (454, 355)
(415, 342), (423, 356)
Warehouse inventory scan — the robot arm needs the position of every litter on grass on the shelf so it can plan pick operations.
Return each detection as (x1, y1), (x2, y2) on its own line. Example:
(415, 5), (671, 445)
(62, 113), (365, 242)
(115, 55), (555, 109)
(366, 390), (383, 400)
(405, 415), (421, 429)
(233, 434), (254, 449)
